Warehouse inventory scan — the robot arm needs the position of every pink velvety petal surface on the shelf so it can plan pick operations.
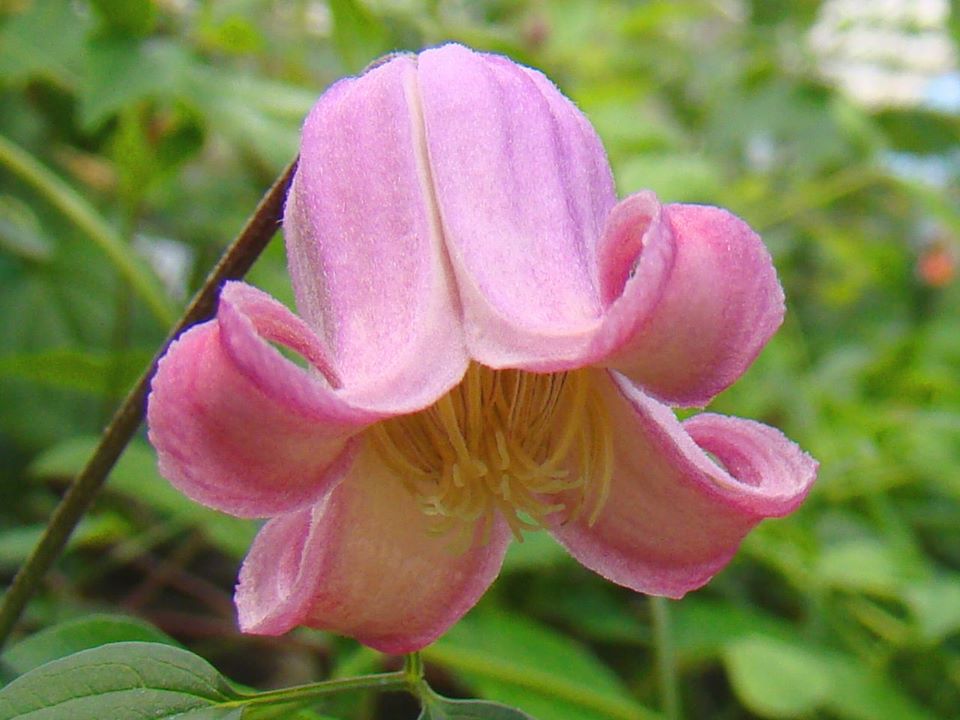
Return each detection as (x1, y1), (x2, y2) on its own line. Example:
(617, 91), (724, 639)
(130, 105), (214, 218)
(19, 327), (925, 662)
(235, 442), (512, 653)
(598, 203), (784, 407)
(550, 371), (817, 598)
(147, 282), (378, 518)
(286, 53), (467, 411)
(418, 44), (616, 370)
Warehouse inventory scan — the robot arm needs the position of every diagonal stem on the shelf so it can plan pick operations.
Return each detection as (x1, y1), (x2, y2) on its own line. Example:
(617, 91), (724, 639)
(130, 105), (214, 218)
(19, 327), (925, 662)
(0, 159), (298, 651)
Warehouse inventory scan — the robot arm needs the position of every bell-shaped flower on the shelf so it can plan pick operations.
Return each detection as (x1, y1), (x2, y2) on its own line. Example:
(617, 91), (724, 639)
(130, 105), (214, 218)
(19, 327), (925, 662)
(147, 44), (817, 653)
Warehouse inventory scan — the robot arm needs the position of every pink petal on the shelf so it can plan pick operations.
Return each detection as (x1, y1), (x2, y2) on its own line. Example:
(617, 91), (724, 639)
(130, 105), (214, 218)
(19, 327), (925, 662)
(236, 443), (511, 653)
(286, 53), (467, 410)
(418, 44), (617, 370)
(597, 202), (784, 407)
(550, 372), (816, 598)
(147, 282), (378, 518)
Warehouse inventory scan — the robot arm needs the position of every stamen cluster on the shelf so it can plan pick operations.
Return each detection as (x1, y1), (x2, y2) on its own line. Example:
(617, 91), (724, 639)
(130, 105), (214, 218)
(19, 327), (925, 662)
(370, 364), (614, 542)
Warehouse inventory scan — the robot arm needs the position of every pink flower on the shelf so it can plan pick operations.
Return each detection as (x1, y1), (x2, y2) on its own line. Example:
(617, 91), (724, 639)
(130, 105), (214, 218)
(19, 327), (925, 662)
(147, 44), (817, 653)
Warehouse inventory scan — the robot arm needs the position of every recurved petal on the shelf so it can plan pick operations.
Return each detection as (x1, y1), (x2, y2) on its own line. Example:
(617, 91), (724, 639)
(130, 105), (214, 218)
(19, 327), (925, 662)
(287, 52), (467, 410)
(550, 371), (816, 598)
(597, 201), (784, 407)
(418, 44), (617, 370)
(147, 282), (377, 519)
(235, 443), (512, 653)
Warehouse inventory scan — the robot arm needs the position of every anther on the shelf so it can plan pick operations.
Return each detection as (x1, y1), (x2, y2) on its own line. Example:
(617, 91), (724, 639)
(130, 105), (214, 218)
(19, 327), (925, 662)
(369, 364), (613, 545)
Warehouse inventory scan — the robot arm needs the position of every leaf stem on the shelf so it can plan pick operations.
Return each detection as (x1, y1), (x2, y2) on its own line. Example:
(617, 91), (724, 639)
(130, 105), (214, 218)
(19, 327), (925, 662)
(404, 651), (425, 685)
(222, 653), (428, 712)
(226, 670), (409, 709)
(651, 596), (681, 720)
(0, 159), (298, 651)
(0, 133), (176, 326)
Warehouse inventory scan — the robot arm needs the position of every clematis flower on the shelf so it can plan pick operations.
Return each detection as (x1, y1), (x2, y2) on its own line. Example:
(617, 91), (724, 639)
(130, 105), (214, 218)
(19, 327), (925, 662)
(147, 43), (817, 653)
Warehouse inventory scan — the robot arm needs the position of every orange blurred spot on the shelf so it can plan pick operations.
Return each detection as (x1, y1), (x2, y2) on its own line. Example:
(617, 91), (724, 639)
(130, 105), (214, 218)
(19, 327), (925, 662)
(917, 243), (956, 288)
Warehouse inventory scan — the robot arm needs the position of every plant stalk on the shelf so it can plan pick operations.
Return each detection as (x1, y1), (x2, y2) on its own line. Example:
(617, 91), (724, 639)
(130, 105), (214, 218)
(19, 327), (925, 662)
(0, 159), (298, 651)
(228, 670), (409, 709)
(651, 596), (681, 720)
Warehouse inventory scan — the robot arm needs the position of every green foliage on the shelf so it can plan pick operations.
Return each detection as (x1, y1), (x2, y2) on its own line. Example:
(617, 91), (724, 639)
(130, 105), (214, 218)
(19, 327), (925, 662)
(1, 0), (959, 718)
(1, 614), (178, 678)
(427, 612), (657, 720)
(419, 694), (536, 719)
(0, 642), (241, 719)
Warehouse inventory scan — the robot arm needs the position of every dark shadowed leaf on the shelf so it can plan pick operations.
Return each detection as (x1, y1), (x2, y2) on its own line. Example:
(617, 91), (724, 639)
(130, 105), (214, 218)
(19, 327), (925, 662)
(420, 693), (537, 719)
(2, 615), (178, 679)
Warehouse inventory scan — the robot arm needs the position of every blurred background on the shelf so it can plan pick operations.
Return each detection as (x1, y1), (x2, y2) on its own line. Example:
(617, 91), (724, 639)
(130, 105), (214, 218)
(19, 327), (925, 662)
(1, 1), (959, 718)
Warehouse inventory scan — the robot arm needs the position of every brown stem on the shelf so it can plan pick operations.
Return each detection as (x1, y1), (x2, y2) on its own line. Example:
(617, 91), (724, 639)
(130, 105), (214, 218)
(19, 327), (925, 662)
(0, 159), (298, 650)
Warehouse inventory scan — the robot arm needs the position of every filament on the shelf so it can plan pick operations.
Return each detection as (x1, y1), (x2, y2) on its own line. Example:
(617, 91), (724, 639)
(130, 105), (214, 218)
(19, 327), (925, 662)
(369, 364), (613, 544)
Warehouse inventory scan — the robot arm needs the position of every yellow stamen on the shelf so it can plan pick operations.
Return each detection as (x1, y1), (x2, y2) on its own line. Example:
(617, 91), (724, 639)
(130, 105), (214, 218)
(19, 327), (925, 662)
(369, 364), (614, 544)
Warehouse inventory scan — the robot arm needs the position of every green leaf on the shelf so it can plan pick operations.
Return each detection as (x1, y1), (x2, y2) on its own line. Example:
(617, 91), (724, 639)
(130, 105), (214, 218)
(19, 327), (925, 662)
(0, 134), (177, 326)
(0, 641), (240, 720)
(328, 0), (392, 73)
(815, 538), (907, 596)
(905, 576), (960, 643)
(2, 615), (177, 678)
(80, 37), (192, 130)
(184, 68), (307, 168)
(0, 517), (127, 570)
(672, 598), (795, 661)
(0, 348), (151, 397)
(0, 195), (52, 262)
(30, 437), (257, 558)
(88, 0), (157, 37)
(425, 612), (659, 720)
(0, 1), (89, 88)
(500, 531), (569, 573)
(723, 636), (935, 720)
(420, 693), (536, 719)
(723, 636), (831, 718)
(614, 153), (722, 203)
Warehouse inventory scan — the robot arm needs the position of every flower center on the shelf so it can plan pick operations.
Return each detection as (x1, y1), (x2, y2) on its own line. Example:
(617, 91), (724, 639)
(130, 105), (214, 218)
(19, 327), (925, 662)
(368, 364), (613, 542)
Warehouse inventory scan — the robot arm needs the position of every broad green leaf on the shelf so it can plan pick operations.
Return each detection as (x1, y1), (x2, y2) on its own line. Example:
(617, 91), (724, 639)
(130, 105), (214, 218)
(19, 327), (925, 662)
(821, 653), (933, 720)
(815, 538), (908, 596)
(526, 579), (649, 644)
(425, 612), (659, 720)
(0, 348), (151, 397)
(723, 636), (934, 720)
(2, 615), (177, 678)
(723, 636), (831, 718)
(0, 1), (89, 88)
(30, 437), (257, 558)
(905, 576), (960, 643)
(672, 598), (795, 661)
(614, 153), (722, 203)
(0, 641), (239, 720)
(420, 694), (536, 720)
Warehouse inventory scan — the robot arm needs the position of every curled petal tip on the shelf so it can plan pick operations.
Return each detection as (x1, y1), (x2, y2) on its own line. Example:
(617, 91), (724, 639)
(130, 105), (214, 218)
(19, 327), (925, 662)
(551, 372), (816, 598)
(595, 199), (784, 407)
